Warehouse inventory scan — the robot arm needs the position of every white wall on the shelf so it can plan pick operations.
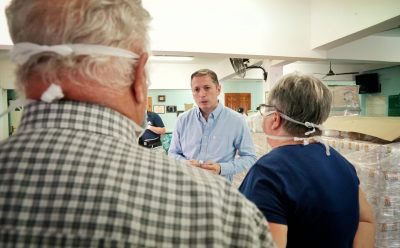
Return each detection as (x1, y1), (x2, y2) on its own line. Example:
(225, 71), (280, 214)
(265, 65), (283, 91)
(148, 59), (231, 89)
(0, 56), (15, 140)
(0, 88), (8, 140)
(145, 0), (400, 61)
(283, 62), (362, 81)
(144, 0), (323, 59)
(0, 0), (12, 49)
(0, 56), (16, 89)
(327, 35), (400, 62)
(148, 62), (195, 89)
(310, 0), (400, 49)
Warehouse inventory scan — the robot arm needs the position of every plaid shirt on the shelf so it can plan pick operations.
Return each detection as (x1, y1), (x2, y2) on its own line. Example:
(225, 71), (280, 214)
(0, 101), (275, 248)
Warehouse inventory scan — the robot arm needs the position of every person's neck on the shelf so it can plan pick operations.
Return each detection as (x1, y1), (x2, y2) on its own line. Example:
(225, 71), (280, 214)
(24, 77), (141, 123)
(200, 103), (218, 121)
(267, 129), (304, 149)
(269, 139), (303, 149)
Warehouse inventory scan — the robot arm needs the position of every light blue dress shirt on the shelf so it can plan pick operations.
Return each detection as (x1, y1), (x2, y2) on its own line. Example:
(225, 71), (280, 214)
(168, 103), (257, 182)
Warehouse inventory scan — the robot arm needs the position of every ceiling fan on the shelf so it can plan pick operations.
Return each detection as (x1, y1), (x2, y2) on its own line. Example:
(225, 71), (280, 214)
(315, 61), (359, 79)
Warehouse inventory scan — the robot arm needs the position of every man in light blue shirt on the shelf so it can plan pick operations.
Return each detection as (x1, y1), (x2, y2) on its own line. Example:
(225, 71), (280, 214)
(168, 69), (257, 182)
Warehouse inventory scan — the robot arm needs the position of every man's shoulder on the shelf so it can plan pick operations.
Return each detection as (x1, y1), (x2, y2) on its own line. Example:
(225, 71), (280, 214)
(222, 106), (245, 119)
(176, 108), (197, 122)
(136, 150), (260, 209)
(147, 111), (159, 119)
(217, 107), (248, 129)
(0, 141), (273, 246)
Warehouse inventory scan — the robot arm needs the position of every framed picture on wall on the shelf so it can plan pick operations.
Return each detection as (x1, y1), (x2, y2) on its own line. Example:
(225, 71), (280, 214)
(158, 95), (166, 102)
(153, 105), (165, 114)
(166, 105), (177, 113)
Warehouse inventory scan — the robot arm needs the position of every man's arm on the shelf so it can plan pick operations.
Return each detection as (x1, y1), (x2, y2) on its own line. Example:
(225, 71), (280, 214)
(268, 222), (287, 248)
(167, 119), (186, 161)
(148, 113), (166, 135)
(220, 119), (257, 177)
(147, 125), (165, 135)
(353, 188), (375, 248)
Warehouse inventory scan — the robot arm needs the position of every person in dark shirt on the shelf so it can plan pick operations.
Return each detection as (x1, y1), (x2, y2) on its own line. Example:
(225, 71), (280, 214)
(239, 72), (375, 248)
(139, 111), (165, 148)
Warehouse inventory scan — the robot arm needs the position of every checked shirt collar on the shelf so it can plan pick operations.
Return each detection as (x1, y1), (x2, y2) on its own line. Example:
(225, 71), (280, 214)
(18, 100), (139, 143)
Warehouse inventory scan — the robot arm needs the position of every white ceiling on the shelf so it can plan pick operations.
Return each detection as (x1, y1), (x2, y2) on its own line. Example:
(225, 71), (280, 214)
(145, 0), (400, 79)
(147, 28), (400, 82)
(1, 0), (400, 80)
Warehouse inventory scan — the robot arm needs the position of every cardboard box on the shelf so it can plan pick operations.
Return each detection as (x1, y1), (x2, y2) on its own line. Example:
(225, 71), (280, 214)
(323, 116), (400, 142)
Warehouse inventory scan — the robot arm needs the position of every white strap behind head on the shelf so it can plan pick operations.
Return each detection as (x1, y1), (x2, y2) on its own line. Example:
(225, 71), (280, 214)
(279, 113), (325, 135)
(7, 42), (142, 106)
(10, 42), (139, 65)
(294, 136), (331, 156)
(41, 84), (64, 103)
(265, 112), (331, 156)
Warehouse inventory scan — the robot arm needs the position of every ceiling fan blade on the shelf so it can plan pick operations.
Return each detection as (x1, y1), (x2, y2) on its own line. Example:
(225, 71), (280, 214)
(313, 73), (327, 75)
(321, 75), (329, 79)
(335, 72), (359, 75)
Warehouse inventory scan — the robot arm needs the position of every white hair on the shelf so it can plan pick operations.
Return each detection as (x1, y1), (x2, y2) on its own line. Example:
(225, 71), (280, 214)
(6, 0), (151, 91)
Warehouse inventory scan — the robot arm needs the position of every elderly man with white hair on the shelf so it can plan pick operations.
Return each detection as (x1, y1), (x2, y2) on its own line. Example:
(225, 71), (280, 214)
(0, 0), (275, 247)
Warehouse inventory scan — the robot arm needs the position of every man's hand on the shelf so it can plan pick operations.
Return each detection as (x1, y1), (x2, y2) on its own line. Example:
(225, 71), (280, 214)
(186, 160), (221, 175)
(187, 159), (201, 167)
(200, 161), (221, 175)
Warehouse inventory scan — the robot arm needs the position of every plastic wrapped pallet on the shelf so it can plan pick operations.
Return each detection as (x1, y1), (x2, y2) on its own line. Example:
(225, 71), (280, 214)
(322, 136), (400, 248)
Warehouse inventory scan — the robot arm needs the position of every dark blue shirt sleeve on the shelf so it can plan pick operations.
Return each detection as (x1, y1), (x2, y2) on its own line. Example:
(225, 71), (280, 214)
(239, 161), (289, 225)
(149, 112), (165, 128)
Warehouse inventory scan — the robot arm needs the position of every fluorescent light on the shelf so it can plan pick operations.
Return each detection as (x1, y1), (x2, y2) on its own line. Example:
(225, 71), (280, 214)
(150, 55), (194, 62)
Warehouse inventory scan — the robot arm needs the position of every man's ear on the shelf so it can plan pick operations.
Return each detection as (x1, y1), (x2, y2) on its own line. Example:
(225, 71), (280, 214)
(271, 112), (282, 130)
(216, 84), (221, 95)
(131, 52), (149, 104)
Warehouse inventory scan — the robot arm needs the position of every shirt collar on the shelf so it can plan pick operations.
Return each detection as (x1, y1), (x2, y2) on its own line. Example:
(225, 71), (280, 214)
(18, 100), (139, 142)
(195, 102), (223, 120)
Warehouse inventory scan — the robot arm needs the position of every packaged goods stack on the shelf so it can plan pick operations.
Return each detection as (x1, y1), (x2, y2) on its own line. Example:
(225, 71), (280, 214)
(323, 116), (400, 247)
(251, 132), (270, 158)
(378, 148), (400, 248)
(233, 113), (270, 188)
(246, 112), (271, 158)
(322, 137), (400, 248)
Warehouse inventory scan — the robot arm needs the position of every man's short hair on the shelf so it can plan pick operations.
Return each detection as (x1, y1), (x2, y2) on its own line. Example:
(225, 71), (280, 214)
(191, 69), (219, 86)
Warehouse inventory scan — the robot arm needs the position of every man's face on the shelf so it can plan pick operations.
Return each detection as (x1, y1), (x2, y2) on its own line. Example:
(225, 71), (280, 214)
(191, 75), (221, 115)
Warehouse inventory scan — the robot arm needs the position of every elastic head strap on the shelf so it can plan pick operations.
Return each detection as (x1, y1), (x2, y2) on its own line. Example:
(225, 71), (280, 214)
(279, 112), (325, 136)
(10, 42), (139, 65)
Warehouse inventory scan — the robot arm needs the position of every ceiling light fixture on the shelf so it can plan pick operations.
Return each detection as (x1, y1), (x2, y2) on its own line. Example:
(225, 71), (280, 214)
(150, 55), (194, 62)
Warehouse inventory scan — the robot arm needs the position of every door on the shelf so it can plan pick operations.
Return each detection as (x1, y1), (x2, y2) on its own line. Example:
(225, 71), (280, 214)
(224, 93), (251, 114)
